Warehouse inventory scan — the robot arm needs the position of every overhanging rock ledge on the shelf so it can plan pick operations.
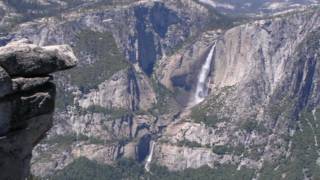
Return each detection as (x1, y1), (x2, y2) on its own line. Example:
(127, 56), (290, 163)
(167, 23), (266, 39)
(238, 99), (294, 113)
(0, 39), (77, 180)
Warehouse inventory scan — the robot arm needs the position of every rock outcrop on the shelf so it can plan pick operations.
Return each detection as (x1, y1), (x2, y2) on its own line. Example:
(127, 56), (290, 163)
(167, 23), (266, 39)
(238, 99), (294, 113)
(0, 40), (77, 180)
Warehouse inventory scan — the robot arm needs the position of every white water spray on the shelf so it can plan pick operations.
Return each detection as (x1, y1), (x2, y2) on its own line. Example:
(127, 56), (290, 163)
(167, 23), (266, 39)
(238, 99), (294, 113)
(145, 141), (155, 172)
(193, 43), (216, 105)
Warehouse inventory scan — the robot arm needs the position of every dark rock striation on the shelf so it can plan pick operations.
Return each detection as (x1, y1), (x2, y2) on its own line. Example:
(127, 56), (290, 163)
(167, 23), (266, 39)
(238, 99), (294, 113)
(0, 39), (77, 180)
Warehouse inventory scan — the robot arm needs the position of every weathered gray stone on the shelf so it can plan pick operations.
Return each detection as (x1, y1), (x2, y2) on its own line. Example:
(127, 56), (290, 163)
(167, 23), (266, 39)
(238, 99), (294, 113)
(10, 82), (56, 131)
(12, 76), (52, 92)
(0, 114), (53, 180)
(0, 66), (12, 98)
(0, 39), (77, 180)
(0, 40), (77, 76)
(0, 101), (11, 136)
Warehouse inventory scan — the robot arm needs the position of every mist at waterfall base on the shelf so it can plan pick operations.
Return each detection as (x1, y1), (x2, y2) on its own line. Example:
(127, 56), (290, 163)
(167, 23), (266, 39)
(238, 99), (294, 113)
(191, 43), (216, 106)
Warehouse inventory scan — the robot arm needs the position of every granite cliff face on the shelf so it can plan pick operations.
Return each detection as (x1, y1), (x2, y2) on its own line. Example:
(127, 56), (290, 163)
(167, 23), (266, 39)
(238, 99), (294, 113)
(197, 0), (319, 15)
(1, 0), (320, 179)
(1, 1), (216, 177)
(0, 40), (77, 180)
(153, 9), (320, 179)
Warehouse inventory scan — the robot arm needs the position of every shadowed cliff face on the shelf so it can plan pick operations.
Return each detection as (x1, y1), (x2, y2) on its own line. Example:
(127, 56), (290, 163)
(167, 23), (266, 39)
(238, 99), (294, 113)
(134, 2), (180, 75)
(0, 40), (77, 180)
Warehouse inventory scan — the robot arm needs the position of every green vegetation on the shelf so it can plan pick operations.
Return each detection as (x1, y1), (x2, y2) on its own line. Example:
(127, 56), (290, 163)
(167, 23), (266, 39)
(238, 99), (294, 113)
(259, 109), (320, 179)
(149, 164), (255, 180)
(212, 145), (231, 155)
(149, 78), (180, 115)
(191, 108), (223, 127)
(82, 105), (130, 120)
(5, 0), (121, 20)
(55, 30), (128, 109)
(46, 109), (320, 180)
(240, 121), (258, 133)
(44, 133), (109, 147)
(27, 175), (41, 180)
(0, 16), (23, 35)
(69, 30), (129, 92)
(54, 82), (75, 110)
(43, 134), (89, 148)
(295, 27), (320, 67)
(87, 137), (106, 145)
(239, 120), (267, 134)
(48, 157), (256, 180)
(50, 158), (145, 180)
(211, 143), (263, 160)
(195, 1), (247, 31)
(206, 10), (245, 31)
(165, 33), (199, 57)
(190, 99), (225, 127)
(176, 139), (203, 148)
(190, 86), (234, 127)
(5, 0), (81, 20)
(268, 98), (295, 121)
(212, 145), (245, 156)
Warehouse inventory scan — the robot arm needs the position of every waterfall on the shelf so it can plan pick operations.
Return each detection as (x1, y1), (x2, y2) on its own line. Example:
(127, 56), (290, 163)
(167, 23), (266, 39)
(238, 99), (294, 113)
(144, 141), (155, 172)
(192, 43), (216, 105)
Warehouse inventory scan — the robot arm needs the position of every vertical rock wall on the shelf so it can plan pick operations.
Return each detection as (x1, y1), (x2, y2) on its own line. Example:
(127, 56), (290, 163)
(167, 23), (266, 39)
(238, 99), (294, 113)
(0, 40), (77, 180)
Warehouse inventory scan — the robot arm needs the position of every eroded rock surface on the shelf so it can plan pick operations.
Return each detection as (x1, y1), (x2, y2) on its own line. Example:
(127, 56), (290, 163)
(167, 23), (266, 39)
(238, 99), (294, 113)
(154, 9), (320, 173)
(0, 40), (77, 180)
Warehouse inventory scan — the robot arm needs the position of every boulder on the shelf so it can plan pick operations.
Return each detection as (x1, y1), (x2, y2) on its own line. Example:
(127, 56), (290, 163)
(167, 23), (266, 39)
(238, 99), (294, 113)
(0, 39), (77, 77)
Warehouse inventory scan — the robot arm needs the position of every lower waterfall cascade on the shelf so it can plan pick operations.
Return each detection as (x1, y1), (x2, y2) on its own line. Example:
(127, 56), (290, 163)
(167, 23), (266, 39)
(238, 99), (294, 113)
(144, 141), (155, 172)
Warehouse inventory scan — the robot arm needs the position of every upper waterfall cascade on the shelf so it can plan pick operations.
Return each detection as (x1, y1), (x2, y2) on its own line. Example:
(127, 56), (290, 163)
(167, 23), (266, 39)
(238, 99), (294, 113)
(192, 43), (216, 105)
